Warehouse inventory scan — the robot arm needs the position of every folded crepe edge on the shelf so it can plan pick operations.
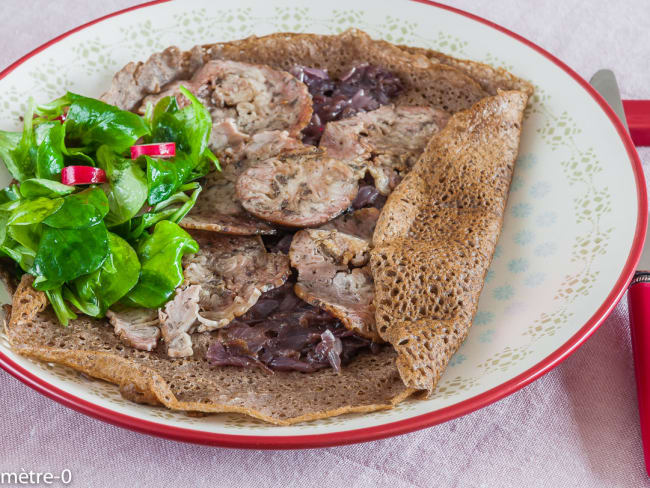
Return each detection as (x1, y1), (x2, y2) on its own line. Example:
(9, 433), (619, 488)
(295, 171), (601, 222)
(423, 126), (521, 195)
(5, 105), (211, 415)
(398, 44), (535, 97)
(371, 89), (530, 395)
(4, 275), (415, 426)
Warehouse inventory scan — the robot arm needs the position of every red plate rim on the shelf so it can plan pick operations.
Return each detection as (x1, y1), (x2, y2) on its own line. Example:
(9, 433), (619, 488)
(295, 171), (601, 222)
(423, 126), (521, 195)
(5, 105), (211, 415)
(0, 0), (646, 449)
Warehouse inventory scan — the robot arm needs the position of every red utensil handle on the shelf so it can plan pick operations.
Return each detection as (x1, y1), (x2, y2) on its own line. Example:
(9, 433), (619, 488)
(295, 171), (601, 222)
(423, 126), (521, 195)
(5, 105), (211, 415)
(623, 100), (650, 147)
(628, 274), (650, 475)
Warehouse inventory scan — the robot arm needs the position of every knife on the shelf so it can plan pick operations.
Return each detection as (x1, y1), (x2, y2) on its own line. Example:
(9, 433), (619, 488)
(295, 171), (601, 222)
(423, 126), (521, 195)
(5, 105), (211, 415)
(590, 69), (650, 476)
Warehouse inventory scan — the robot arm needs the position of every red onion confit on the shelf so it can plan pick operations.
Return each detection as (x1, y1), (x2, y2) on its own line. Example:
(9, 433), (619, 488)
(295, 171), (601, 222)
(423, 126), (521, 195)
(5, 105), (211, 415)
(206, 281), (374, 373)
(291, 64), (403, 145)
(351, 184), (386, 210)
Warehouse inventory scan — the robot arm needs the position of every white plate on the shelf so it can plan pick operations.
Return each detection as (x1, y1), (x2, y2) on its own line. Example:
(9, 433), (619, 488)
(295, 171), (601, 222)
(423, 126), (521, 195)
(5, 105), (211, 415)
(0, 0), (645, 448)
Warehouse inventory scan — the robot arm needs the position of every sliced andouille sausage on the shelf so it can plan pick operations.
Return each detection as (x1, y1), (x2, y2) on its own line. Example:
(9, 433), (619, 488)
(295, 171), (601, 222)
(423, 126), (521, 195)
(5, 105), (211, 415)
(318, 207), (380, 242)
(236, 149), (359, 228)
(181, 165), (276, 235)
(181, 131), (303, 235)
(319, 105), (449, 194)
(182, 232), (290, 333)
(289, 229), (378, 340)
(140, 60), (312, 163)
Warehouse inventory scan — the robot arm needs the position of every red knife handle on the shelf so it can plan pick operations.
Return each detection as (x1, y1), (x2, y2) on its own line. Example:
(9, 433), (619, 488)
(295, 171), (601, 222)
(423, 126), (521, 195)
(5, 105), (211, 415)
(628, 274), (650, 475)
(623, 100), (650, 146)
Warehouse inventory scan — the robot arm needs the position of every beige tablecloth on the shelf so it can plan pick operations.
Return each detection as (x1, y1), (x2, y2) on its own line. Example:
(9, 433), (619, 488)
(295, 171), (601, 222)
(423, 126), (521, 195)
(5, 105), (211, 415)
(1, 1), (649, 486)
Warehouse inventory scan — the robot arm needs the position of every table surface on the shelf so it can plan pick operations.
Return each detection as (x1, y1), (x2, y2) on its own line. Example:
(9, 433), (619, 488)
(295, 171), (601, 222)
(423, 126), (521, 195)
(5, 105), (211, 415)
(1, 1), (649, 487)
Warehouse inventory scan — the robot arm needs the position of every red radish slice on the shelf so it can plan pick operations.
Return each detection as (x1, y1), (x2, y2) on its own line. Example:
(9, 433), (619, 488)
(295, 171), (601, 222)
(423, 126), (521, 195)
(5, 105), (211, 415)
(32, 113), (65, 123)
(130, 142), (176, 159)
(54, 107), (68, 123)
(61, 166), (107, 185)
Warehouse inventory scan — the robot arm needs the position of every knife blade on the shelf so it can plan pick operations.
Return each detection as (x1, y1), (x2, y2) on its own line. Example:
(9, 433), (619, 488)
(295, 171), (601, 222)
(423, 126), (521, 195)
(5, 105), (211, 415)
(590, 69), (629, 130)
(591, 70), (650, 272)
(590, 69), (650, 477)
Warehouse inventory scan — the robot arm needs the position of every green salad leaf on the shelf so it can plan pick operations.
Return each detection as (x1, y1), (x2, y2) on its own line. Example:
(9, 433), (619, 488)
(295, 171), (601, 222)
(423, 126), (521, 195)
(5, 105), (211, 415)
(0, 211), (8, 247)
(149, 87), (219, 168)
(123, 221), (198, 308)
(150, 91), (197, 158)
(113, 182), (202, 242)
(43, 187), (109, 229)
(0, 240), (36, 272)
(46, 287), (78, 326)
(65, 232), (140, 317)
(34, 121), (66, 180)
(32, 221), (109, 286)
(19, 178), (75, 199)
(0, 102), (71, 183)
(7, 197), (64, 225)
(0, 100), (36, 181)
(142, 87), (218, 205)
(144, 153), (195, 205)
(54, 92), (150, 153)
(0, 130), (24, 181)
(0, 207), (36, 272)
(0, 184), (21, 204)
(8, 223), (41, 253)
(96, 145), (148, 226)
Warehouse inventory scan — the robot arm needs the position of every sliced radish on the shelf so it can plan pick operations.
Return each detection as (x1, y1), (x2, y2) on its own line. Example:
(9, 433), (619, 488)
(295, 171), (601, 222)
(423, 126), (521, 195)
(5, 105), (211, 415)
(61, 166), (107, 186)
(32, 113), (65, 123)
(54, 107), (68, 123)
(130, 142), (176, 159)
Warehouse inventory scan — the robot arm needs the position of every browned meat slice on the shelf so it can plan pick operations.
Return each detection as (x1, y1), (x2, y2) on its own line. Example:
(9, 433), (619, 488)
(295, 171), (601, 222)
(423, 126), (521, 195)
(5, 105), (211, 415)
(289, 229), (378, 340)
(158, 285), (201, 358)
(296, 268), (376, 340)
(210, 119), (250, 158)
(139, 80), (185, 111)
(181, 165), (275, 235)
(319, 105), (449, 194)
(137, 231), (292, 358)
(139, 60), (312, 163)
(236, 149), (359, 227)
(105, 308), (160, 352)
(183, 232), (290, 332)
(318, 207), (380, 242)
(181, 130), (303, 235)
(239, 130), (304, 164)
(152, 233), (290, 358)
(101, 45), (205, 111)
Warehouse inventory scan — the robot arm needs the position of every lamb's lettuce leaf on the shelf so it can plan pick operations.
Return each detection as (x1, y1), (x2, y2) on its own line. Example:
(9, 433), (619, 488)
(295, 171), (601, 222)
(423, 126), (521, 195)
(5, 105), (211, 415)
(43, 187), (109, 229)
(39, 92), (150, 153)
(123, 221), (198, 308)
(32, 221), (109, 286)
(65, 232), (140, 317)
(19, 178), (74, 199)
(96, 145), (148, 226)
(34, 121), (66, 180)
(149, 86), (219, 169)
(0, 100), (36, 181)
